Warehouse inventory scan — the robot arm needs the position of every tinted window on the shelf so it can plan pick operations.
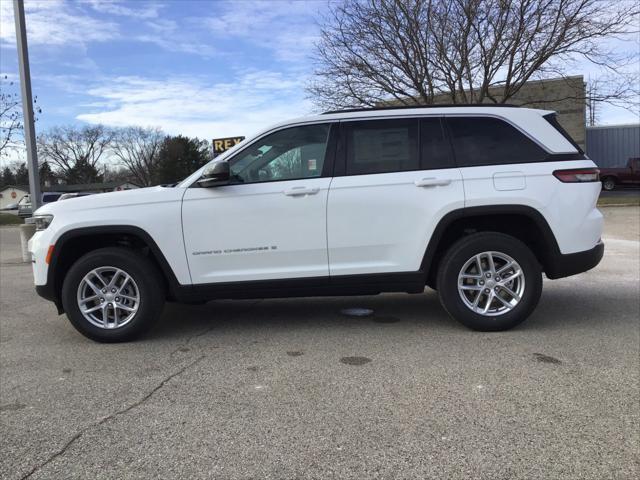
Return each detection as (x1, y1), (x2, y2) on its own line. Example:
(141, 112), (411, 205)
(229, 124), (330, 183)
(448, 117), (546, 166)
(345, 119), (418, 175)
(42, 193), (62, 203)
(420, 118), (454, 169)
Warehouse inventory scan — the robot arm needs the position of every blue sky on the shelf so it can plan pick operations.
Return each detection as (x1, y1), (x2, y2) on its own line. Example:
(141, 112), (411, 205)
(1, 0), (329, 142)
(1, 0), (638, 153)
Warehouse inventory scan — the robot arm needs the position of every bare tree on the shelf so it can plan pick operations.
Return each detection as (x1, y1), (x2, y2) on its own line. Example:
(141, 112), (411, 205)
(111, 127), (164, 186)
(1, 75), (24, 158)
(38, 125), (115, 184)
(1, 75), (42, 159)
(308, 0), (639, 110)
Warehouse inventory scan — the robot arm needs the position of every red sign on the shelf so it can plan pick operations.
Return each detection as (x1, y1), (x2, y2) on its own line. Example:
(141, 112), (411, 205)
(11, 191), (17, 199)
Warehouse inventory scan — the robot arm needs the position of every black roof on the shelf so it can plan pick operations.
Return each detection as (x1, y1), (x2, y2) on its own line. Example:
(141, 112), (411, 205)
(322, 103), (519, 115)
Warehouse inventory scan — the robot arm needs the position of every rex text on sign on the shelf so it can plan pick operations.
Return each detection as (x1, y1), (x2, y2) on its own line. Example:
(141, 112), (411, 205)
(212, 136), (245, 157)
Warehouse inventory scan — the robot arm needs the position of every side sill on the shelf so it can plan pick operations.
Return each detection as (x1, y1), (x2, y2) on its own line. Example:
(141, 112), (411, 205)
(171, 271), (427, 303)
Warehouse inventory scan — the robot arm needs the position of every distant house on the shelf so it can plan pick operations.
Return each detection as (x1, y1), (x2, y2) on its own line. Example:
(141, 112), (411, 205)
(44, 181), (140, 194)
(0, 185), (29, 209)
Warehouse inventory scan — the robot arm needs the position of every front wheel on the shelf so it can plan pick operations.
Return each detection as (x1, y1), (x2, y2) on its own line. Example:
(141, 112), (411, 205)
(437, 233), (542, 331)
(61, 247), (165, 342)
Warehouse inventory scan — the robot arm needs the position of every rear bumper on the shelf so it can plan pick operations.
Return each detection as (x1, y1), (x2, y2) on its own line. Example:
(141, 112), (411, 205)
(545, 241), (604, 279)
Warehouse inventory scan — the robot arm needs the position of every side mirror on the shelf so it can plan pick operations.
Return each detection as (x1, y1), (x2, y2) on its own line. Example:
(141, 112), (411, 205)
(198, 161), (230, 187)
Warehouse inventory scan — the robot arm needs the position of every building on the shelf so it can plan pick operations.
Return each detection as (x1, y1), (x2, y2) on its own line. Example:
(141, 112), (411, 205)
(492, 76), (586, 151)
(586, 124), (640, 168)
(386, 75), (587, 150)
(0, 185), (29, 209)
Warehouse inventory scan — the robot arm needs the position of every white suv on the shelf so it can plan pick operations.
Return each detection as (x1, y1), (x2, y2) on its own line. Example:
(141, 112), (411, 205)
(28, 106), (604, 342)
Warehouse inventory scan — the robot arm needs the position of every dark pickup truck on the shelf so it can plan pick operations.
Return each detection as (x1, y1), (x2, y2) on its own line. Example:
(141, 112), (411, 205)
(600, 158), (640, 191)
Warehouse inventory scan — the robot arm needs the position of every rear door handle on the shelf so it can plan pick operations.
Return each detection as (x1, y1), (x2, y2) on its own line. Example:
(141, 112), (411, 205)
(414, 178), (452, 187)
(283, 186), (320, 196)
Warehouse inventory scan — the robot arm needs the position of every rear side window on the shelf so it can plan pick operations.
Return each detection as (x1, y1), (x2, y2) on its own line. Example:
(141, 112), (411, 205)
(447, 117), (547, 167)
(345, 119), (418, 175)
(421, 118), (454, 169)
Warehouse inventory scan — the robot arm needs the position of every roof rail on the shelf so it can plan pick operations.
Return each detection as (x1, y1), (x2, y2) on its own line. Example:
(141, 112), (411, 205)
(322, 104), (520, 114)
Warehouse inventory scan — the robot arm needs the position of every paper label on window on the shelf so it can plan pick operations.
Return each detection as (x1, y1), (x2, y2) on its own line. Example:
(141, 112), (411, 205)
(308, 158), (317, 171)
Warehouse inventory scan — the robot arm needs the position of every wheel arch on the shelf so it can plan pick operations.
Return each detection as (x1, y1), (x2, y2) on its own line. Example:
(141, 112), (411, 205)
(46, 225), (180, 312)
(422, 205), (561, 288)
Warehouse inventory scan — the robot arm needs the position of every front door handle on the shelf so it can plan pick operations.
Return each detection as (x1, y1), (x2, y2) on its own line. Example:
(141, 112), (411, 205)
(414, 178), (452, 187)
(283, 186), (320, 196)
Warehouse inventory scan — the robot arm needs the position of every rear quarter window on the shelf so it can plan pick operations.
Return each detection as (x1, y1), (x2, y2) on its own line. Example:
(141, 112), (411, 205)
(447, 117), (547, 167)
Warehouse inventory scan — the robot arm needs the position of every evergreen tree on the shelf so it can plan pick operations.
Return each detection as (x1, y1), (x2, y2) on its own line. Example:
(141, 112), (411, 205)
(154, 136), (210, 185)
(1, 166), (15, 185)
(39, 161), (55, 185)
(14, 163), (29, 185)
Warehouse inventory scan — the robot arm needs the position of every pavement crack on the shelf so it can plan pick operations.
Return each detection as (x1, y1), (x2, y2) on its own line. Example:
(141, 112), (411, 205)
(19, 355), (205, 480)
(170, 299), (263, 356)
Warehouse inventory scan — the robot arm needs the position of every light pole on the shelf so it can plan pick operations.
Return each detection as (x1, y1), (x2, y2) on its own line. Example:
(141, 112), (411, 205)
(13, 0), (41, 211)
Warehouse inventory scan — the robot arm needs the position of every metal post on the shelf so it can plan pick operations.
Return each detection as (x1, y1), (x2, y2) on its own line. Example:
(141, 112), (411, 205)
(13, 0), (41, 211)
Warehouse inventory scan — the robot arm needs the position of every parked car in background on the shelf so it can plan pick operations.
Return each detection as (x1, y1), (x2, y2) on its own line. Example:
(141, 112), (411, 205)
(18, 192), (63, 218)
(58, 192), (97, 201)
(1, 202), (19, 211)
(599, 158), (640, 191)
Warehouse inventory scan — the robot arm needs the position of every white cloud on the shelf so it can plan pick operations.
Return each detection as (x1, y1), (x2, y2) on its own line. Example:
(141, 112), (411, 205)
(0, 0), (119, 47)
(76, 71), (313, 139)
(200, 0), (321, 62)
(81, 0), (162, 20)
(0, 0), (216, 58)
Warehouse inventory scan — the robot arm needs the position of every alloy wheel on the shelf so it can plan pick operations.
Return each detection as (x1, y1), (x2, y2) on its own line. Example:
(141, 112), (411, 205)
(76, 266), (140, 329)
(457, 251), (525, 316)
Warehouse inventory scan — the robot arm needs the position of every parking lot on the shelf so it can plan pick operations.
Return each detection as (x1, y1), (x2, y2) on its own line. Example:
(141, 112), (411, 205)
(1, 206), (638, 480)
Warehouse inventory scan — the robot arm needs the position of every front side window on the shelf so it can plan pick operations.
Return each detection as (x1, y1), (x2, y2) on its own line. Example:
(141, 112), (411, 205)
(447, 117), (547, 167)
(229, 124), (330, 183)
(345, 119), (419, 175)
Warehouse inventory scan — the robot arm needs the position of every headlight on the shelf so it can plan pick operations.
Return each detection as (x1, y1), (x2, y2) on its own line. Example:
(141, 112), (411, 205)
(33, 214), (54, 231)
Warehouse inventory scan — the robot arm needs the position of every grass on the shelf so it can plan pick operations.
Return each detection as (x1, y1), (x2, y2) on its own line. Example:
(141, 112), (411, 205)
(597, 195), (640, 207)
(0, 213), (24, 226)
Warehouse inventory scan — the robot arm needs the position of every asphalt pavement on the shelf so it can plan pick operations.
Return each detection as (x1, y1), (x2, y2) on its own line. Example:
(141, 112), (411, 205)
(1, 207), (638, 480)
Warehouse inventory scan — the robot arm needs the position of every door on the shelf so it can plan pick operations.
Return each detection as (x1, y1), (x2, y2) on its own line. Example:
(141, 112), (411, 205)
(327, 117), (464, 277)
(182, 123), (335, 284)
(622, 158), (640, 184)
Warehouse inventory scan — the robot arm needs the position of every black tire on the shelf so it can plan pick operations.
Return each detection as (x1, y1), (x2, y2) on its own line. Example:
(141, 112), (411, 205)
(436, 232), (542, 331)
(602, 177), (616, 191)
(61, 247), (165, 342)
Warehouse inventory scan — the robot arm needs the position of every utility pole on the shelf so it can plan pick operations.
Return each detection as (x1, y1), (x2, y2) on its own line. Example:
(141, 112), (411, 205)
(13, 0), (41, 211)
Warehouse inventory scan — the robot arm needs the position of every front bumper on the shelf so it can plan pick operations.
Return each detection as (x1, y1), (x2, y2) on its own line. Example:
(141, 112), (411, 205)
(545, 241), (604, 279)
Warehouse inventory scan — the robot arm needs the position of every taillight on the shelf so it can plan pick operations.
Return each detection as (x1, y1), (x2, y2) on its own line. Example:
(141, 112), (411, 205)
(553, 168), (600, 183)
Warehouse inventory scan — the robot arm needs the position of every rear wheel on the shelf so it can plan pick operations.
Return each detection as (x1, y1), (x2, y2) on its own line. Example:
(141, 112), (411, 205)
(437, 233), (542, 331)
(62, 247), (165, 342)
(602, 177), (616, 191)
